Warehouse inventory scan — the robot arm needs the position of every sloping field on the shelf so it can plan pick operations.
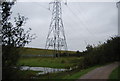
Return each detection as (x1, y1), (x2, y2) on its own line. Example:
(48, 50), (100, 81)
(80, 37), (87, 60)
(20, 47), (75, 55)
(18, 57), (83, 68)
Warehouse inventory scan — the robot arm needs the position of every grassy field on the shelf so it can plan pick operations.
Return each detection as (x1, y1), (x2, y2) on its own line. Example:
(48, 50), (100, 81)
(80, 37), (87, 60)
(18, 57), (83, 68)
(20, 47), (75, 55)
(109, 66), (120, 80)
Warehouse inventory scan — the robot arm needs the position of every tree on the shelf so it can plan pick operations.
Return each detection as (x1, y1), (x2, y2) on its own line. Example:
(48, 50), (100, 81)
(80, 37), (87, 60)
(86, 44), (93, 52)
(1, 1), (36, 79)
(76, 50), (80, 54)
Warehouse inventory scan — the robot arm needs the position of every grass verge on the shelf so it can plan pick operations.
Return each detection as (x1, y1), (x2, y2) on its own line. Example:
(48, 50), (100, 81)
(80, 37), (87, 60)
(63, 65), (101, 79)
(109, 66), (120, 80)
(18, 70), (41, 79)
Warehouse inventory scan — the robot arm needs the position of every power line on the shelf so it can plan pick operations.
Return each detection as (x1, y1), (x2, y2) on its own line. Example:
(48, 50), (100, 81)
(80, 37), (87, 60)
(31, 3), (50, 11)
(65, 5), (98, 40)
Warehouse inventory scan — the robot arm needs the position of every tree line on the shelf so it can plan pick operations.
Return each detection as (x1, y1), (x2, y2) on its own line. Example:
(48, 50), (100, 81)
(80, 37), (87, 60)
(77, 36), (120, 69)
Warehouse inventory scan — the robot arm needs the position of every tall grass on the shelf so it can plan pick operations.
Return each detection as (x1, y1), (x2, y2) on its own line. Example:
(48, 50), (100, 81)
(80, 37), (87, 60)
(18, 57), (82, 68)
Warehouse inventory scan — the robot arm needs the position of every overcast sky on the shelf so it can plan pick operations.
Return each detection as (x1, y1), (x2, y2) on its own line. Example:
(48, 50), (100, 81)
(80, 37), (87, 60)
(11, 1), (118, 51)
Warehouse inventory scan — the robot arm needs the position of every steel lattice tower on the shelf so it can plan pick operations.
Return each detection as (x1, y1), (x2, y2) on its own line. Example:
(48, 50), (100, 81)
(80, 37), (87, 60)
(45, 0), (68, 57)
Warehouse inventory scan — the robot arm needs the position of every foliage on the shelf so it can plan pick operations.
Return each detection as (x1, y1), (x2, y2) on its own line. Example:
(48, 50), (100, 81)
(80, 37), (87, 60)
(78, 36), (120, 69)
(86, 44), (93, 52)
(1, 1), (35, 79)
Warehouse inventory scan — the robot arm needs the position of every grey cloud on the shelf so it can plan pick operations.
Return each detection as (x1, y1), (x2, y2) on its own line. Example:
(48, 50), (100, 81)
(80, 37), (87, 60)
(11, 2), (118, 51)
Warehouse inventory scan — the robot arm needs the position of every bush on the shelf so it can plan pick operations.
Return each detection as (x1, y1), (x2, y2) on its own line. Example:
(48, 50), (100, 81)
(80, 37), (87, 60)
(78, 36), (120, 70)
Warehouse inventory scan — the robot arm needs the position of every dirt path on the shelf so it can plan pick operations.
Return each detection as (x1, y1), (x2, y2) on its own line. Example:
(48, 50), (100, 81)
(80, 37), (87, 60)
(79, 62), (119, 79)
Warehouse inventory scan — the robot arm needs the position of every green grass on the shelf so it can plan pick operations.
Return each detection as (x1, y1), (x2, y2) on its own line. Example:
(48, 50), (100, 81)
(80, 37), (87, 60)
(36, 63), (113, 80)
(18, 70), (41, 79)
(18, 57), (82, 68)
(20, 47), (75, 55)
(109, 66), (120, 80)
(18, 58), (114, 80)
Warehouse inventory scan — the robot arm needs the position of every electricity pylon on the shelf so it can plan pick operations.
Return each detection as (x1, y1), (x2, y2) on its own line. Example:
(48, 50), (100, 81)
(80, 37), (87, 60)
(45, 0), (68, 57)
